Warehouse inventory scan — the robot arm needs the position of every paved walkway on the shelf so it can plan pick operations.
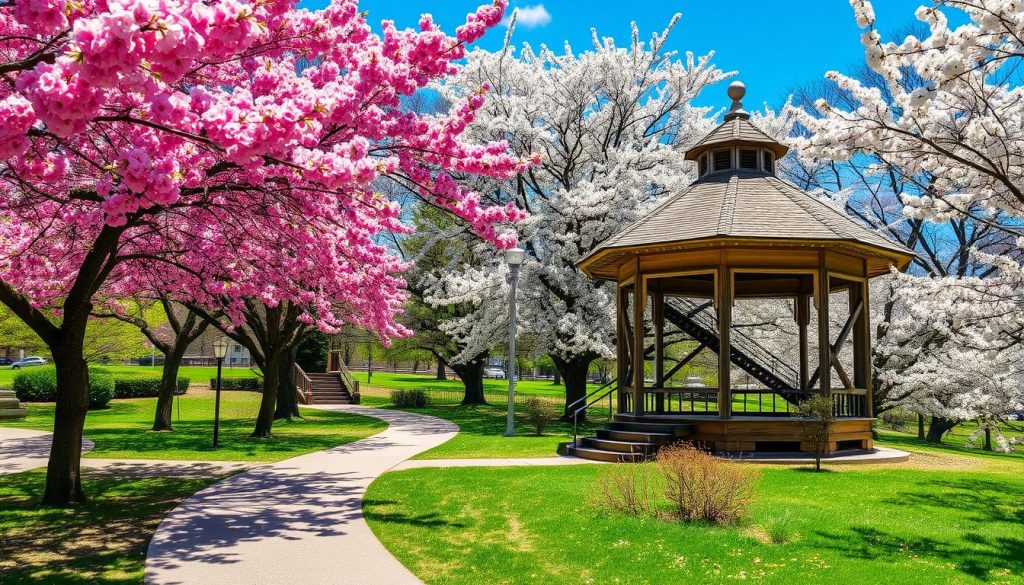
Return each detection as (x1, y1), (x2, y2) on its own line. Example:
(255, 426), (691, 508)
(145, 405), (458, 585)
(0, 427), (94, 475)
(393, 455), (603, 470)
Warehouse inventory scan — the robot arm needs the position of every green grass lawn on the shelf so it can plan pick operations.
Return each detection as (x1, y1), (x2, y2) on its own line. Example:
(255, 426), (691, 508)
(355, 371), (596, 398)
(360, 395), (593, 459)
(365, 456), (1024, 585)
(0, 469), (225, 584)
(1, 390), (386, 462)
(0, 364), (261, 388)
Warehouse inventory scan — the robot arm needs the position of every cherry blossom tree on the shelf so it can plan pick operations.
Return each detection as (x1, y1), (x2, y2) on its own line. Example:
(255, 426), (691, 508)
(424, 15), (730, 416)
(793, 0), (1024, 443)
(0, 0), (528, 504)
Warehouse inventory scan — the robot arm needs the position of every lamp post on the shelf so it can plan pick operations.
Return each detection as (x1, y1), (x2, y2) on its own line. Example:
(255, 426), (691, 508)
(212, 337), (229, 447)
(503, 247), (526, 437)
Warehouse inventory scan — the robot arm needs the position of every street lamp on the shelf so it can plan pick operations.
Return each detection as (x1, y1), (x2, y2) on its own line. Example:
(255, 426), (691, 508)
(503, 247), (526, 437)
(212, 337), (229, 448)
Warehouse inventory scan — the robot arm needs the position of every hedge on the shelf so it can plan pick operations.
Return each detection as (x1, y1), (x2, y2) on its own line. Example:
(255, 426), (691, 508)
(210, 377), (262, 391)
(114, 376), (190, 398)
(12, 366), (115, 409)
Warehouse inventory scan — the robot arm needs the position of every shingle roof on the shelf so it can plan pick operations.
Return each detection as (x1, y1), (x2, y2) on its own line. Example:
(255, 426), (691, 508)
(577, 170), (915, 276)
(684, 117), (789, 160)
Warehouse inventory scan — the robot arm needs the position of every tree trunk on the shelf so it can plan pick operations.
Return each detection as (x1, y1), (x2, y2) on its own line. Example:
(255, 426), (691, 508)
(917, 413), (925, 439)
(274, 346), (301, 421)
(983, 426), (992, 451)
(554, 355), (595, 421)
(436, 361), (447, 381)
(926, 416), (958, 444)
(253, 352), (282, 438)
(452, 359), (486, 405)
(153, 345), (186, 431)
(553, 369), (561, 385)
(43, 343), (89, 505)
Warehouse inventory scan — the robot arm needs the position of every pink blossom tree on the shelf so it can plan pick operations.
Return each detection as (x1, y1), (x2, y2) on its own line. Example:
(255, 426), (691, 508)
(0, 0), (529, 504)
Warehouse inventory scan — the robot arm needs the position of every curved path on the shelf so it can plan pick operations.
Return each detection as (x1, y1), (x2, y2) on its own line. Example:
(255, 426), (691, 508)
(144, 405), (458, 585)
(0, 427), (94, 475)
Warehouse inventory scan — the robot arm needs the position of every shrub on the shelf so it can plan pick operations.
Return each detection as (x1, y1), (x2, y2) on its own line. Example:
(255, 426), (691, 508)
(795, 394), (836, 471)
(520, 397), (557, 435)
(87, 368), (115, 409)
(13, 366), (115, 409)
(762, 511), (796, 544)
(210, 377), (262, 391)
(878, 408), (914, 432)
(391, 389), (429, 408)
(656, 443), (758, 524)
(114, 377), (190, 398)
(597, 464), (658, 517)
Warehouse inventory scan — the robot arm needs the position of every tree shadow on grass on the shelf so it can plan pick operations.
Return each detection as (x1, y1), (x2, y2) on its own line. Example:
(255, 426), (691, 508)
(0, 469), (220, 585)
(814, 476), (1024, 580)
(362, 499), (467, 529)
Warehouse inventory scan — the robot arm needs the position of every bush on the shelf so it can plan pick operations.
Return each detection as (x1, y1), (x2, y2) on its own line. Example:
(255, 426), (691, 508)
(520, 397), (557, 436)
(762, 511), (797, 544)
(13, 366), (115, 409)
(597, 464), (658, 517)
(391, 389), (429, 408)
(114, 376), (190, 398)
(88, 367), (115, 409)
(878, 408), (915, 432)
(795, 394), (836, 471)
(656, 443), (758, 524)
(210, 377), (262, 391)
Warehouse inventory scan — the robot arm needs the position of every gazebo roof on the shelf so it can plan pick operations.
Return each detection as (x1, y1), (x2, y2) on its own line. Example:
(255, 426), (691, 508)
(577, 82), (915, 280)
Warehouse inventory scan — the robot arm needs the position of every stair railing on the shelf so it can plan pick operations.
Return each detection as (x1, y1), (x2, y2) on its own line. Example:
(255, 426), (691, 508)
(664, 297), (801, 393)
(569, 379), (618, 447)
(294, 363), (313, 405)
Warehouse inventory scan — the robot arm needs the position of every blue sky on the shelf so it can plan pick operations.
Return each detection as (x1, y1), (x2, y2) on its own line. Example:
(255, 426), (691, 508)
(301, 1), (962, 110)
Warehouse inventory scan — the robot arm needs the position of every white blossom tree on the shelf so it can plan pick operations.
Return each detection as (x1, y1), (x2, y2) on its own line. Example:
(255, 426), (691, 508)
(429, 15), (731, 415)
(793, 0), (1024, 444)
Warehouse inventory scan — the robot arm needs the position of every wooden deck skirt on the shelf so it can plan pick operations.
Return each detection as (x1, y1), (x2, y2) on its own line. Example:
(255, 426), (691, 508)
(615, 413), (874, 454)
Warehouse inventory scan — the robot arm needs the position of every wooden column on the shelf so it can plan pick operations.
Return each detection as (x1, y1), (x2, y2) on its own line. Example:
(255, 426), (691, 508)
(796, 293), (810, 391)
(852, 272), (873, 417)
(616, 284), (628, 413)
(817, 255), (831, 397)
(717, 265), (732, 419)
(652, 282), (665, 414)
(632, 262), (646, 416)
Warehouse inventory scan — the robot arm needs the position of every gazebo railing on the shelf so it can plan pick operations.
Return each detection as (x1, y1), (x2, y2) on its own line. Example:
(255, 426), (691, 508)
(623, 387), (868, 417)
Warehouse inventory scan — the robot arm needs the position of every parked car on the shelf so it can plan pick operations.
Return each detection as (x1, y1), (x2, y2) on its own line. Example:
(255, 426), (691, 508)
(1008, 412), (1024, 421)
(11, 356), (46, 369)
(0, 356), (13, 366)
(484, 366), (506, 379)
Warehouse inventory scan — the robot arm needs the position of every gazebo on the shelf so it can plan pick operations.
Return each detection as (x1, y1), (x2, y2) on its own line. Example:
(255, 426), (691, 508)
(570, 82), (914, 461)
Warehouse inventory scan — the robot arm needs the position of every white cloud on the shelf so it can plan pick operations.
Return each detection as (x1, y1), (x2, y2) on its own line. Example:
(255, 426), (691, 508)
(502, 4), (552, 28)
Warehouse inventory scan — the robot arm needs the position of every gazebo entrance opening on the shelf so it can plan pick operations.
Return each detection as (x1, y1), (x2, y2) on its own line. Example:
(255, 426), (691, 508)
(619, 267), (871, 428)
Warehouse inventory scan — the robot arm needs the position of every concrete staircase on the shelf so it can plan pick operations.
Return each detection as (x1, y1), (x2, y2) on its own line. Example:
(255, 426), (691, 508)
(569, 418), (693, 462)
(0, 389), (27, 420)
(305, 372), (353, 404)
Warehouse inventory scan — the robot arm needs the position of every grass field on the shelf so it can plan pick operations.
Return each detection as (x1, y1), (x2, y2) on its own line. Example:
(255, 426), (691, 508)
(359, 395), (596, 459)
(0, 469), (225, 584)
(0, 364), (262, 388)
(353, 371), (595, 398)
(0, 390), (386, 462)
(366, 449), (1024, 585)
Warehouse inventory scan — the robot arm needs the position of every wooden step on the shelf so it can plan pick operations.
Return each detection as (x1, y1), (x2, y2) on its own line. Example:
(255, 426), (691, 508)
(312, 398), (352, 404)
(582, 437), (658, 454)
(596, 429), (675, 443)
(609, 421), (693, 437)
(570, 445), (648, 463)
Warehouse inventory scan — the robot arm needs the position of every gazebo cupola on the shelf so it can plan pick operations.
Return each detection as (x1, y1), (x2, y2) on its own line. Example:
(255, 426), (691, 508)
(570, 81), (915, 460)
